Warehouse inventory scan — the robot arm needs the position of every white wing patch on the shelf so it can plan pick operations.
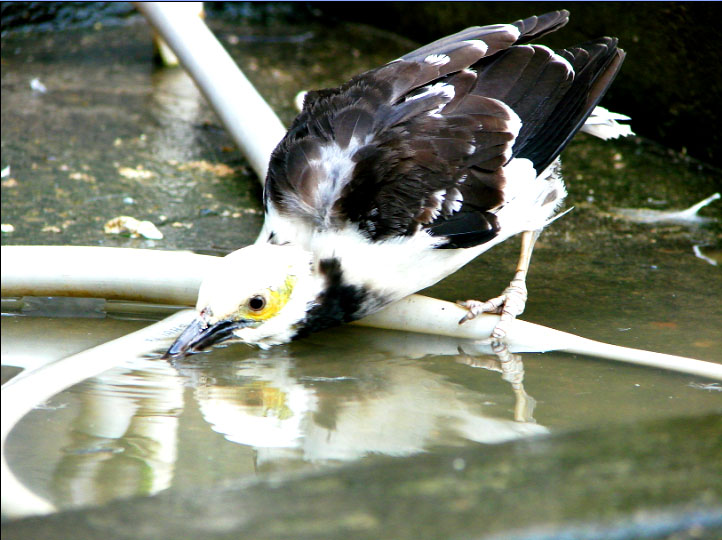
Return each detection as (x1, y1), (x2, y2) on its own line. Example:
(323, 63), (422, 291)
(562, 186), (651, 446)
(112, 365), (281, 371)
(462, 39), (488, 55)
(404, 82), (456, 118)
(444, 187), (463, 214)
(418, 187), (465, 224)
(405, 82), (455, 104)
(309, 141), (368, 226)
(424, 53), (450, 66)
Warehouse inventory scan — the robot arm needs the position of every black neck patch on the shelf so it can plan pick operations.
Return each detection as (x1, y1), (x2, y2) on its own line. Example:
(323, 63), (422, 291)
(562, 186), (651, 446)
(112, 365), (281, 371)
(293, 257), (370, 340)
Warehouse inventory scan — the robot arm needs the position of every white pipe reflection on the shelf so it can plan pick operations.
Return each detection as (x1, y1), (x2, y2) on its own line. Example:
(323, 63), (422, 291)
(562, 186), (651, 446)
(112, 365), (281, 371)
(51, 358), (184, 507)
(1, 309), (193, 518)
(3, 309), (546, 517)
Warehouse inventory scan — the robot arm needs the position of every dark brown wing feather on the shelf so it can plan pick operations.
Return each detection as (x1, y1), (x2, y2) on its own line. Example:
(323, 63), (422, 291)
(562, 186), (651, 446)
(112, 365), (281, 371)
(512, 10), (570, 44)
(265, 11), (624, 248)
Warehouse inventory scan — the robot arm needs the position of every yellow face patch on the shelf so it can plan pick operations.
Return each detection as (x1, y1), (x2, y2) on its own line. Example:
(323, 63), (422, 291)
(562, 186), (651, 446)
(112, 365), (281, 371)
(238, 275), (297, 322)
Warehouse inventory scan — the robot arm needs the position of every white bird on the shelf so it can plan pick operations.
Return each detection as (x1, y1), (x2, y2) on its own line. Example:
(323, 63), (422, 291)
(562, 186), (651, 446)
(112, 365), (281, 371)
(166, 10), (627, 357)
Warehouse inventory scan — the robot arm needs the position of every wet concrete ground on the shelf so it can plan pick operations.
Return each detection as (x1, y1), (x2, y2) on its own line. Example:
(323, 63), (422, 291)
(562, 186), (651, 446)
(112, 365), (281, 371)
(2, 11), (722, 540)
(1, 14), (414, 252)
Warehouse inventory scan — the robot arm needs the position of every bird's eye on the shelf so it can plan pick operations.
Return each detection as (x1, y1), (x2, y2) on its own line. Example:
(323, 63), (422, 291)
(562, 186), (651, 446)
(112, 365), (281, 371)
(248, 295), (266, 311)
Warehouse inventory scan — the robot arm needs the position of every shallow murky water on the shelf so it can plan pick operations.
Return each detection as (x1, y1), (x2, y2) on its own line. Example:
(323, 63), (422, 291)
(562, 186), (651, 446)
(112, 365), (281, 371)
(3, 302), (721, 509)
(2, 11), (721, 539)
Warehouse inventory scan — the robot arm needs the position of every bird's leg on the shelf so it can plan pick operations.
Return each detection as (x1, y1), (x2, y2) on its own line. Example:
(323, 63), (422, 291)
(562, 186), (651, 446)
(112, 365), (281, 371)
(492, 341), (536, 423)
(455, 342), (536, 423)
(458, 229), (540, 339)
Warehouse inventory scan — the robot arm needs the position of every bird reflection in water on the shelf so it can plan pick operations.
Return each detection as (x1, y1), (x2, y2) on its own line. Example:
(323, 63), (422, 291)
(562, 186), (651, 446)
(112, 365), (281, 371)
(44, 329), (545, 508)
(174, 332), (545, 467)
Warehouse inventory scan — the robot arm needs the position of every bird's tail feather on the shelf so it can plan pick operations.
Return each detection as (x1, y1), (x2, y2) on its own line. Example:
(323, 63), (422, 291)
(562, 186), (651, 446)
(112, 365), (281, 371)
(494, 159), (567, 242)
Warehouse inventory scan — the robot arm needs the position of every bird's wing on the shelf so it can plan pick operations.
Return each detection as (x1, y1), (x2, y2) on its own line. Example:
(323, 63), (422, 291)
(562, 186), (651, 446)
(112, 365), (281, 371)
(264, 11), (624, 248)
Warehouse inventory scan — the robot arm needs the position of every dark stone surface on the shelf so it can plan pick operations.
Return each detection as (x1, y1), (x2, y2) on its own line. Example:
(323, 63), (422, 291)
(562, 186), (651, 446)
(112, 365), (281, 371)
(313, 2), (722, 168)
(3, 2), (721, 167)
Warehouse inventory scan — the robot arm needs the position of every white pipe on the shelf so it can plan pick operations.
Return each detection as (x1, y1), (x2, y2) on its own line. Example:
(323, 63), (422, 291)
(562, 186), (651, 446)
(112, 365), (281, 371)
(133, 2), (286, 181)
(0, 246), (216, 306)
(1, 309), (196, 518)
(354, 295), (722, 380)
(2, 245), (720, 380)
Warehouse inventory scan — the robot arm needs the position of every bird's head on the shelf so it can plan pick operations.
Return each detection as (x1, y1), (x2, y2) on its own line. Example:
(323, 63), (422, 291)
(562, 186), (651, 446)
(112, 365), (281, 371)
(164, 243), (319, 358)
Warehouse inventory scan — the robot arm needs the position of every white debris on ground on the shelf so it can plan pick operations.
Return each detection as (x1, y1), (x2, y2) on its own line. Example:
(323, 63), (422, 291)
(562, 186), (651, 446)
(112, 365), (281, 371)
(692, 245), (719, 267)
(29, 78), (48, 93)
(688, 382), (721, 392)
(117, 165), (156, 181)
(103, 216), (164, 239)
(612, 193), (720, 225)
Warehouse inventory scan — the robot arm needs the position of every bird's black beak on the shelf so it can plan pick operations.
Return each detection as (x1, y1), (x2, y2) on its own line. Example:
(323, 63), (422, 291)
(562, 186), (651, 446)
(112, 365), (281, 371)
(163, 317), (249, 359)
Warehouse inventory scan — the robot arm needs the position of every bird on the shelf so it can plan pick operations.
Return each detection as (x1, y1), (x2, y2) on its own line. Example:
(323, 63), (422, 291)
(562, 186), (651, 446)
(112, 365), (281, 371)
(165, 10), (627, 358)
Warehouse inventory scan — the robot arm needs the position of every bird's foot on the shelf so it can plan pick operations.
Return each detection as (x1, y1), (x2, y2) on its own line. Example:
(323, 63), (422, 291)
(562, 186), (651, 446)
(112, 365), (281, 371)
(457, 277), (528, 339)
(455, 341), (536, 423)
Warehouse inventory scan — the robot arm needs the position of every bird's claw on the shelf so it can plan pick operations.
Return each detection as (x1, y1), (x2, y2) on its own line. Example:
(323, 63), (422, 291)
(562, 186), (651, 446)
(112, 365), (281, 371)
(457, 278), (528, 339)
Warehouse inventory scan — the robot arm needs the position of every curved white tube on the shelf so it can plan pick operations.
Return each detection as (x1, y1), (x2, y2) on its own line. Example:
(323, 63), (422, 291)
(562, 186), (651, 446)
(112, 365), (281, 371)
(0, 246), (216, 306)
(1, 309), (196, 518)
(355, 295), (722, 379)
(2, 245), (720, 380)
(133, 2), (286, 180)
